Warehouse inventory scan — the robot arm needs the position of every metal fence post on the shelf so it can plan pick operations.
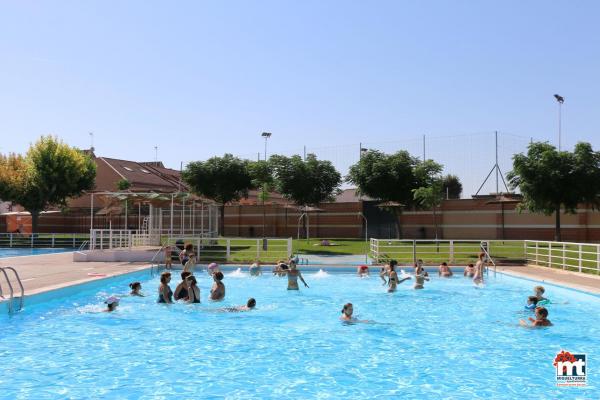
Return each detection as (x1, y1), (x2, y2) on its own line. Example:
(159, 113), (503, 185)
(257, 239), (260, 260)
(597, 244), (600, 274)
(578, 245), (583, 273)
(562, 243), (566, 270)
(288, 238), (292, 257)
(72, 235), (76, 248)
(412, 240), (417, 265)
(449, 240), (454, 263)
(535, 242), (538, 265)
(51, 234), (55, 248)
(9, 233), (13, 248)
(548, 242), (552, 268)
(226, 239), (231, 262)
(31, 234), (34, 248)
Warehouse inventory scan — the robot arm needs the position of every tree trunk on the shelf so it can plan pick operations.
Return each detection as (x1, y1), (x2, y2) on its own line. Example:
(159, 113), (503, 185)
(555, 205), (561, 242)
(219, 204), (225, 237)
(30, 210), (40, 235)
(394, 209), (403, 239)
(432, 206), (438, 240)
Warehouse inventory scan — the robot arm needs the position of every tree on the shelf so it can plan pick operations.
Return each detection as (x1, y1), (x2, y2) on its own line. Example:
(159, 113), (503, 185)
(346, 150), (421, 238)
(0, 136), (96, 233)
(182, 154), (253, 235)
(270, 154), (342, 238)
(412, 160), (444, 239)
(117, 179), (131, 190)
(248, 160), (274, 236)
(507, 142), (600, 241)
(442, 174), (462, 199)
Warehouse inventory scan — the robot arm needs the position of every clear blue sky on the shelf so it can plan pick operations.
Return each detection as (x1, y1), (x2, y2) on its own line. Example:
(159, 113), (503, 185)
(1, 1), (599, 195)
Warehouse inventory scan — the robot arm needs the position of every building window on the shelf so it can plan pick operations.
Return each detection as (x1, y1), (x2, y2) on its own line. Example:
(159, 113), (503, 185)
(122, 166), (133, 171)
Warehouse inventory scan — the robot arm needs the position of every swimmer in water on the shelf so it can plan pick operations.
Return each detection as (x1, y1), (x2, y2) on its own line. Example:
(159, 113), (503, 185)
(339, 303), (371, 323)
(280, 261), (309, 290)
(174, 271), (192, 301)
(357, 265), (370, 277)
(179, 243), (194, 266)
(438, 262), (453, 278)
(414, 261), (429, 277)
(413, 271), (430, 290)
(129, 282), (144, 297)
(380, 263), (390, 285)
(104, 296), (119, 312)
(217, 298), (256, 312)
(164, 245), (173, 270)
(157, 272), (173, 304)
(472, 253), (485, 284)
(525, 296), (539, 310)
(207, 262), (220, 277)
(249, 261), (262, 276)
(210, 271), (226, 301)
(387, 260), (410, 292)
(186, 275), (201, 303)
(533, 285), (548, 302)
(183, 254), (196, 274)
(520, 306), (553, 328)
(464, 263), (475, 278)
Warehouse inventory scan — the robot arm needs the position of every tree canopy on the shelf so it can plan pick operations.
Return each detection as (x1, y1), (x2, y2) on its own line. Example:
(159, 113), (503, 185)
(0, 135), (96, 232)
(270, 154), (342, 206)
(507, 141), (600, 241)
(442, 174), (463, 199)
(182, 154), (253, 235)
(412, 161), (444, 239)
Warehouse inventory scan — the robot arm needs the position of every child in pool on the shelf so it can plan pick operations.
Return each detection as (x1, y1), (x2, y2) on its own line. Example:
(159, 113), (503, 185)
(534, 286), (548, 302)
(525, 296), (538, 310)
(520, 306), (553, 327)
(104, 296), (119, 312)
(164, 245), (173, 270)
(129, 282), (144, 297)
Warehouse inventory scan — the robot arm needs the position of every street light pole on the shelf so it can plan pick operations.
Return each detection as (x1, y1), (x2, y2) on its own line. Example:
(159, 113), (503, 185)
(261, 132), (272, 161)
(554, 94), (564, 150)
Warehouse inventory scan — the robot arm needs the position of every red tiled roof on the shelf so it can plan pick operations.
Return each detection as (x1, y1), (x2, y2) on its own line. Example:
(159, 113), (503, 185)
(99, 157), (184, 192)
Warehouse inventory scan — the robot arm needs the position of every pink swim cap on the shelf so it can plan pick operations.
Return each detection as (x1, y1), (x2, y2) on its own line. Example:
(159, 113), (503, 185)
(208, 263), (219, 270)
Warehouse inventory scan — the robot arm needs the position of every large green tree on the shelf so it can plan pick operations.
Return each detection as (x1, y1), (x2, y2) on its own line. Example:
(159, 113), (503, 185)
(0, 136), (96, 233)
(346, 150), (422, 238)
(182, 154), (253, 235)
(270, 154), (341, 238)
(412, 160), (444, 239)
(507, 142), (600, 241)
(442, 174), (463, 199)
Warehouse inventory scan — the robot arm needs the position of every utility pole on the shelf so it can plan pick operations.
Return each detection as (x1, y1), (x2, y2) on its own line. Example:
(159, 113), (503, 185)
(422, 134), (426, 161)
(554, 94), (564, 150)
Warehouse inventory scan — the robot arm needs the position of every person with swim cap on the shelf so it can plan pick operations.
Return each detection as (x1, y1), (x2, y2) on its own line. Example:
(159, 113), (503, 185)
(104, 296), (119, 312)
(207, 262), (220, 277)
(357, 265), (369, 277)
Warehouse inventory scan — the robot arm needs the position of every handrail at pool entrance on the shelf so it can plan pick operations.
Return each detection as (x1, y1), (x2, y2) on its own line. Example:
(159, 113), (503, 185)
(0, 266), (24, 315)
(524, 240), (600, 274)
(369, 239), (522, 266)
(149, 245), (170, 277)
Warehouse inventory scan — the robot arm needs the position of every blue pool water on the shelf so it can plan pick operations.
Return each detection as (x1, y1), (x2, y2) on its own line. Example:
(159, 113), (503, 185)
(1, 268), (599, 399)
(0, 248), (72, 258)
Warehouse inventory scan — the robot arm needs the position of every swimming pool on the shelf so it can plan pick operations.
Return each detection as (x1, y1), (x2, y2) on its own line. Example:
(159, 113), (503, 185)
(0, 248), (72, 258)
(1, 268), (598, 399)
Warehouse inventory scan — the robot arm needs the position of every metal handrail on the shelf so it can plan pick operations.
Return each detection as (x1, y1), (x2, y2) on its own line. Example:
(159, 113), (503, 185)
(0, 266), (25, 314)
(479, 241), (496, 276)
(78, 240), (89, 251)
(150, 245), (169, 277)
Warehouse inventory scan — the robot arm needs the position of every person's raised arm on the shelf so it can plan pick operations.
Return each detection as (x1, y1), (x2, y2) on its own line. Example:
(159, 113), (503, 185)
(299, 272), (309, 288)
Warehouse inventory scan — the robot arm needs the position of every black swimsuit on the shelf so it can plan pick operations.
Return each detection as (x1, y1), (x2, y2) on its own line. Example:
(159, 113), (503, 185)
(158, 286), (173, 303)
(189, 287), (200, 303)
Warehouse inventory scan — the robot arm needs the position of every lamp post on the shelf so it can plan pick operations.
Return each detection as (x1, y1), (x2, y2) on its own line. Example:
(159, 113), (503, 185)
(358, 212), (368, 263)
(261, 132), (272, 161)
(554, 94), (564, 150)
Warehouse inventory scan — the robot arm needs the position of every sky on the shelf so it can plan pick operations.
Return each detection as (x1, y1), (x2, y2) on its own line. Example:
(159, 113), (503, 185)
(1, 1), (599, 196)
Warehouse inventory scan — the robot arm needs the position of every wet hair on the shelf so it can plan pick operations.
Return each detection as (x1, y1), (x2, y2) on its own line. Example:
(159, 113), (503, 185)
(467, 263), (474, 268)
(441, 262), (448, 266)
(107, 302), (118, 311)
(390, 260), (398, 267)
(129, 282), (141, 290)
(247, 298), (256, 308)
(479, 252), (485, 259)
(214, 271), (224, 281)
(528, 296), (539, 305)
(160, 272), (171, 284)
(534, 285), (545, 294)
(341, 303), (353, 314)
(185, 243), (194, 251)
(186, 275), (197, 286)
(536, 306), (548, 318)
(181, 271), (192, 280)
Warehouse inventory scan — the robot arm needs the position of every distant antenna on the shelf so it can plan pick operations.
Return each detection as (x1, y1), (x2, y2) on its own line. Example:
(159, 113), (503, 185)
(154, 146), (158, 162)
(475, 131), (510, 195)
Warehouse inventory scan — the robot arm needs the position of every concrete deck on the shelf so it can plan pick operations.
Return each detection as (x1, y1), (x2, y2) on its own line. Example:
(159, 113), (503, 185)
(1, 252), (150, 297)
(497, 265), (600, 295)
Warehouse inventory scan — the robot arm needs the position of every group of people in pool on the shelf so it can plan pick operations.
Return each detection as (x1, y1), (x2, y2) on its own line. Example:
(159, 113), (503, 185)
(519, 285), (553, 327)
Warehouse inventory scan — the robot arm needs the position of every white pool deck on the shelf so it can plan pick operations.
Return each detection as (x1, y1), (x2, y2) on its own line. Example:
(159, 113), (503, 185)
(1, 252), (600, 300)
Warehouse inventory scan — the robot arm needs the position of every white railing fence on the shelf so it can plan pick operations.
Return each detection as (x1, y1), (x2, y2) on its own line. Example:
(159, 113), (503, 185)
(525, 240), (600, 274)
(90, 229), (133, 250)
(370, 239), (525, 265)
(0, 233), (89, 248)
(165, 237), (293, 263)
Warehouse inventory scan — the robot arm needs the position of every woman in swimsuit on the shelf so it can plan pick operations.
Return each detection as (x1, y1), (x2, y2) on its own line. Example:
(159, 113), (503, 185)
(157, 272), (173, 304)
(174, 271), (191, 301)
(282, 261), (309, 290)
(388, 261), (410, 292)
(473, 253), (485, 284)
(210, 271), (226, 301)
(186, 275), (201, 303)
(179, 243), (194, 266)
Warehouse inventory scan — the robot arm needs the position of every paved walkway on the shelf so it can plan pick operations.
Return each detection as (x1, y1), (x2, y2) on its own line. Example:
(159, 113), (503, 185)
(0, 252), (150, 297)
(496, 265), (600, 295)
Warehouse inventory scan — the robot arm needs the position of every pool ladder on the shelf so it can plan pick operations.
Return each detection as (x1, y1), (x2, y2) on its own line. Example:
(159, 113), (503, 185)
(0, 266), (25, 315)
(480, 241), (497, 277)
